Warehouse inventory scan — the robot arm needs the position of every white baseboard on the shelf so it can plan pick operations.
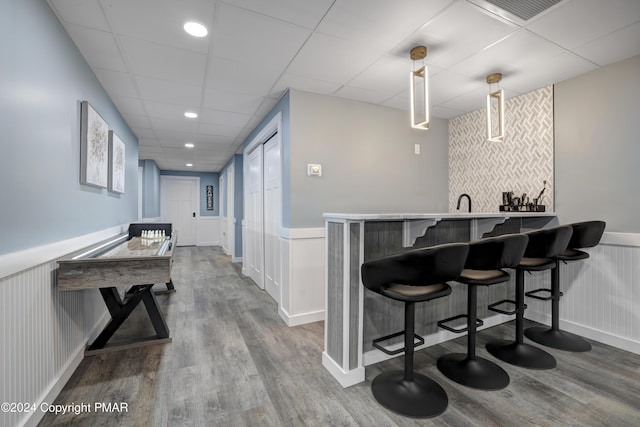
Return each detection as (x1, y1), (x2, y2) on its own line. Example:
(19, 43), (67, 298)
(232, 256), (243, 263)
(322, 352), (365, 388)
(525, 311), (640, 355)
(278, 307), (325, 327)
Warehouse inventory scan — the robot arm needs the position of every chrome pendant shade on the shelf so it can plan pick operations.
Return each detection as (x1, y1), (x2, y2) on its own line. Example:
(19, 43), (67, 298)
(410, 46), (429, 130)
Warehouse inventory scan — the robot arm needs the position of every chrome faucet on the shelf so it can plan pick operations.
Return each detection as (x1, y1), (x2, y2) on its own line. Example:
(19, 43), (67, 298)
(457, 193), (471, 212)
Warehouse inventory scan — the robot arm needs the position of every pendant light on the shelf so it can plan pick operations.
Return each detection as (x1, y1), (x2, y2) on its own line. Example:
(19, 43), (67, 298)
(486, 73), (504, 142)
(410, 46), (429, 130)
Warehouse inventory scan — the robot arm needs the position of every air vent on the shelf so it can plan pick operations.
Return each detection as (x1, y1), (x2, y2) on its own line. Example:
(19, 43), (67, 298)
(482, 0), (564, 21)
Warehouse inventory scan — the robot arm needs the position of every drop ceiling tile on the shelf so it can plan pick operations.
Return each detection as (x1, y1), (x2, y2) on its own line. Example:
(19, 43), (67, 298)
(218, 0), (333, 29)
(286, 32), (384, 84)
(212, 4), (311, 70)
(94, 68), (138, 98)
(270, 73), (342, 97)
(111, 96), (146, 116)
(143, 100), (199, 120)
(430, 104), (466, 120)
(136, 77), (203, 106)
(101, 0), (213, 53)
(149, 117), (199, 133)
(526, 0), (640, 50)
(317, 0), (452, 51)
(120, 37), (207, 85)
(199, 123), (244, 138)
(49, 0), (109, 31)
(429, 70), (480, 105)
(412, 0), (517, 68)
(202, 89), (264, 115)
(124, 114), (152, 130)
(334, 86), (388, 105)
(205, 57), (281, 95)
(64, 24), (127, 72)
(199, 109), (251, 128)
(573, 22), (640, 66)
(131, 127), (155, 139)
(381, 90), (410, 111)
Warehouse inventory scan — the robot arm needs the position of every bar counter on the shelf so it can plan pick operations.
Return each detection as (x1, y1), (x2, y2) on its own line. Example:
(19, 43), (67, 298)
(322, 212), (557, 387)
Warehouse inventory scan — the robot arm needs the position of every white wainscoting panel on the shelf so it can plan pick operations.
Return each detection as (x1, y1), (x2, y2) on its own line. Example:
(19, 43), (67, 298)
(1, 257), (108, 427)
(279, 227), (326, 326)
(198, 216), (219, 247)
(525, 232), (640, 354)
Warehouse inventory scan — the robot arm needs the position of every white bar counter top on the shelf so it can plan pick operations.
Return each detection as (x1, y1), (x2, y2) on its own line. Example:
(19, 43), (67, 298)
(323, 211), (556, 221)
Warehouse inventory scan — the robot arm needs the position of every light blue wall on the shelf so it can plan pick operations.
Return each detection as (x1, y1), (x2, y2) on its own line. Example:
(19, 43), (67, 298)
(140, 159), (160, 218)
(0, 0), (138, 256)
(159, 170), (220, 216)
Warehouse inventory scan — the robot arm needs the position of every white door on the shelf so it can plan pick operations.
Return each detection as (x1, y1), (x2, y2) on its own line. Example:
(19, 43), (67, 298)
(161, 177), (198, 246)
(246, 146), (264, 288)
(226, 164), (235, 259)
(219, 174), (227, 252)
(263, 135), (281, 302)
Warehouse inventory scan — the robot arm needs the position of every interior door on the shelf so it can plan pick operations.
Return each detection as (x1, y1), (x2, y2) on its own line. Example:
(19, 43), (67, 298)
(246, 146), (264, 288)
(263, 135), (281, 302)
(226, 164), (235, 259)
(161, 177), (198, 246)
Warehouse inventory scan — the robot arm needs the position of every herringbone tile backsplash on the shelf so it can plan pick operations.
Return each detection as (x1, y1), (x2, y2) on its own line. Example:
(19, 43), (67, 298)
(449, 86), (554, 213)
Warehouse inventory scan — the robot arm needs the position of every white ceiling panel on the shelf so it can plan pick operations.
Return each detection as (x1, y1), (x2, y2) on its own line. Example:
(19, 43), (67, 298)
(526, 0), (640, 50)
(120, 37), (207, 85)
(136, 77), (203, 106)
(212, 4), (311, 69)
(94, 69), (138, 98)
(47, 0), (640, 172)
(49, 0), (110, 31)
(316, 0), (453, 51)
(64, 24), (127, 72)
(101, 0), (214, 53)
(287, 33), (384, 84)
(573, 22), (640, 66)
(219, 0), (334, 29)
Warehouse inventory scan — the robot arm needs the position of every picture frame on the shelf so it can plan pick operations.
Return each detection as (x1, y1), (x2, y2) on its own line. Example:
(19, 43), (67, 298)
(108, 130), (125, 194)
(80, 101), (109, 188)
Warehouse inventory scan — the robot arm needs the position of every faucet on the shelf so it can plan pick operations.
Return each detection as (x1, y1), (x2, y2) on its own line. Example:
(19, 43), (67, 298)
(457, 193), (471, 212)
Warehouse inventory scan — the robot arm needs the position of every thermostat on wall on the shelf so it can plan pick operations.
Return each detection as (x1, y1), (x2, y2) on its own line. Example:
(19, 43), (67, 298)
(307, 164), (322, 177)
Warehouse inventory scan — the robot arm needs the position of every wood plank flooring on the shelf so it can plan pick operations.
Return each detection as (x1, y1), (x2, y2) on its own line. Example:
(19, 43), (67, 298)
(40, 246), (640, 426)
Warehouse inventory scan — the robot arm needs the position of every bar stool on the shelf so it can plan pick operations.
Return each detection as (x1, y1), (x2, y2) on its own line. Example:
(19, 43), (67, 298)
(525, 221), (606, 352)
(361, 243), (469, 418)
(486, 226), (573, 370)
(437, 233), (528, 390)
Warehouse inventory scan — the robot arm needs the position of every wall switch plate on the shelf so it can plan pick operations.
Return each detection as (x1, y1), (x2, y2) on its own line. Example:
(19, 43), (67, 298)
(307, 164), (322, 176)
(414, 143), (421, 155)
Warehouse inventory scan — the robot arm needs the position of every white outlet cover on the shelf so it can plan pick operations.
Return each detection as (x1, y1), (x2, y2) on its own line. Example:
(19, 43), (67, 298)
(307, 164), (322, 176)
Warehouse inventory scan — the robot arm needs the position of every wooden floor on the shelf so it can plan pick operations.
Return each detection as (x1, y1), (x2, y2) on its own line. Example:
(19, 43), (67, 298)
(40, 246), (640, 426)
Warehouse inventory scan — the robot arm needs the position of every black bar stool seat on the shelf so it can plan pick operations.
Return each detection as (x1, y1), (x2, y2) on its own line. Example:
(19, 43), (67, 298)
(437, 234), (528, 390)
(525, 221), (606, 352)
(361, 243), (469, 419)
(486, 226), (573, 370)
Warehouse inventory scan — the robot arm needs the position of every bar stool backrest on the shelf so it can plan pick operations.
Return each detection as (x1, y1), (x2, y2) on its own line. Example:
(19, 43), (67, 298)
(523, 226), (573, 259)
(361, 243), (469, 294)
(465, 234), (529, 270)
(568, 221), (606, 249)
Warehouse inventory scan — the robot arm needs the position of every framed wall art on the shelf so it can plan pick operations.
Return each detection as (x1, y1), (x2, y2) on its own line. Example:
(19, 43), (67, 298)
(80, 101), (109, 188)
(108, 130), (125, 194)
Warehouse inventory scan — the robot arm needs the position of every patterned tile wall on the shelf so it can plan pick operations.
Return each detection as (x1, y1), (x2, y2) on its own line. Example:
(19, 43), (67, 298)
(449, 86), (554, 213)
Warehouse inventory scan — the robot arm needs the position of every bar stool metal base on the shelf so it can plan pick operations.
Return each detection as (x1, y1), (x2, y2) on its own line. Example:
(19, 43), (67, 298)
(524, 327), (592, 352)
(371, 370), (448, 418)
(486, 340), (556, 370)
(437, 354), (509, 390)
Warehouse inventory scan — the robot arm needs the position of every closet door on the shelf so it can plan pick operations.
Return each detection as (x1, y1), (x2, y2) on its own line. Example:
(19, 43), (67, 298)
(246, 145), (264, 289)
(263, 134), (281, 303)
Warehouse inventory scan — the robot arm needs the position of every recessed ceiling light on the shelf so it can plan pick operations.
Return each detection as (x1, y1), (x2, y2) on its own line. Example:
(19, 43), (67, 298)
(186, 163), (193, 167)
(184, 22), (208, 38)
(185, 143), (195, 148)
(184, 111), (198, 119)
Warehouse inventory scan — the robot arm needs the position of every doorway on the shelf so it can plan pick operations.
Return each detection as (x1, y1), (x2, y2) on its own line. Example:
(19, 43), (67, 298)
(160, 176), (199, 246)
